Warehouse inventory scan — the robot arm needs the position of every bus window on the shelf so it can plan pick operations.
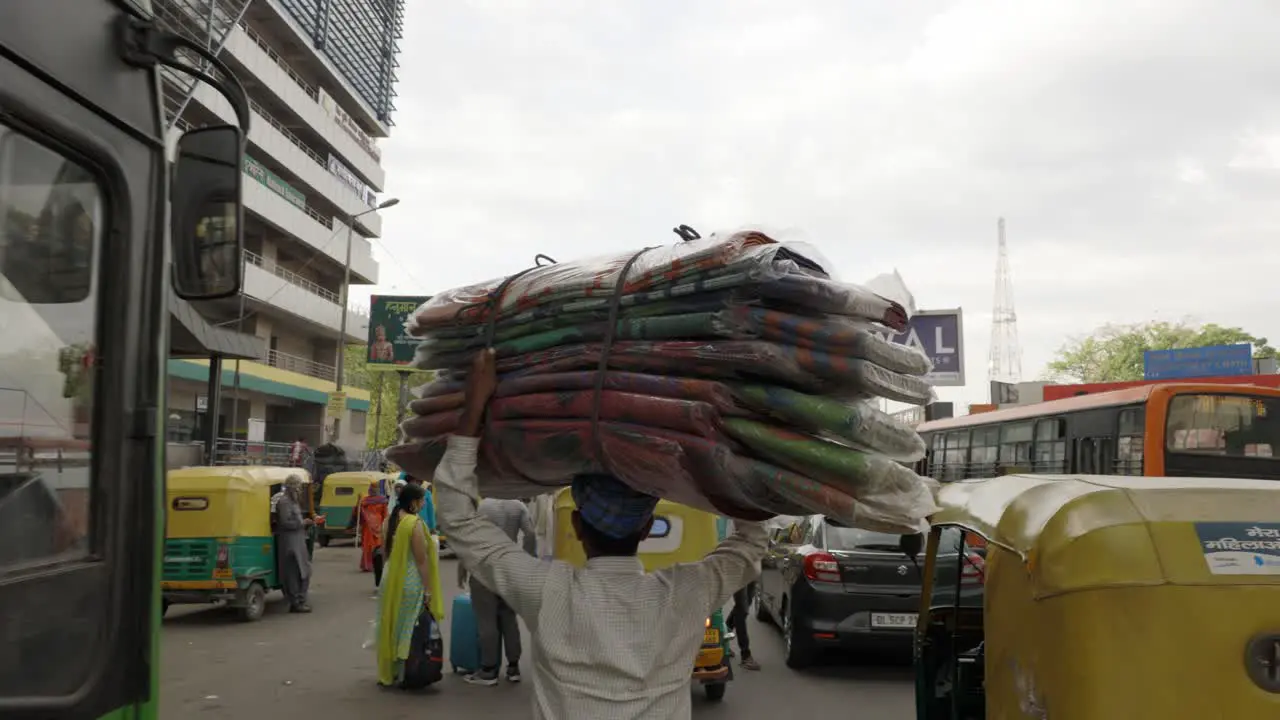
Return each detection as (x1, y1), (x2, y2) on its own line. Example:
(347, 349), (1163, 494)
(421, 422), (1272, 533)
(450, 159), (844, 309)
(928, 433), (946, 479)
(1116, 407), (1145, 475)
(1033, 419), (1066, 472)
(944, 431), (970, 480)
(999, 422), (1033, 472)
(1166, 394), (1280, 458)
(1077, 436), (1115, 475)
(969, 427), (1000, 478)
(0, 125), (102, 570)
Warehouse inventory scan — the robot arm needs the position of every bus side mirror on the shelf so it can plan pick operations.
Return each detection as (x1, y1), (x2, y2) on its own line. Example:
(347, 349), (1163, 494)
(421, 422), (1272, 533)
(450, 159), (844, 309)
(899, 532), (924, 558)
(171, 125), (244, 300)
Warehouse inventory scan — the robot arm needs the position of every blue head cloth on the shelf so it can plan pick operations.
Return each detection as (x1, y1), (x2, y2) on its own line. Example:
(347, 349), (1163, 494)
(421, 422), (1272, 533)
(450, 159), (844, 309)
(571, 474), (659, 540)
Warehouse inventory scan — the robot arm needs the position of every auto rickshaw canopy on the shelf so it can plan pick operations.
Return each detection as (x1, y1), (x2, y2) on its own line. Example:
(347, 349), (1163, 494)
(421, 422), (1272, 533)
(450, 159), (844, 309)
(166, 466), (312, 539)
(930, 473), (1280, 598)
(551, 487), (721, 571)
(319, 471), (392, 504)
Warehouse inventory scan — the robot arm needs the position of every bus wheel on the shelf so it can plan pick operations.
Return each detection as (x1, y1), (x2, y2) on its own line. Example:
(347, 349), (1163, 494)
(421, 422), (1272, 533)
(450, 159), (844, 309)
(705, 682), (726, 701)
(237, 583), (266, 622)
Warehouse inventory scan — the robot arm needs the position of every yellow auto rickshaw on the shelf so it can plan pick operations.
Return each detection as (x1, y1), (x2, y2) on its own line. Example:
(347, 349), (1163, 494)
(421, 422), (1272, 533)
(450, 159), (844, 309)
(910, 473), (1280, 719)
(162, 466), (314, 621)
(317, 471), (392, 547)
(550, 488), (734, 702)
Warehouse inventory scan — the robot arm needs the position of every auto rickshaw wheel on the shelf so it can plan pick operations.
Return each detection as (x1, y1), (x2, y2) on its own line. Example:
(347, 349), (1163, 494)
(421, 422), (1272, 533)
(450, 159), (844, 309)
(704, 682), (726, 702)
(161, 599), (170, 617)
(237, 582), (267, 622)
(318, 534), (331, 548)
(782, 601), (815, 669)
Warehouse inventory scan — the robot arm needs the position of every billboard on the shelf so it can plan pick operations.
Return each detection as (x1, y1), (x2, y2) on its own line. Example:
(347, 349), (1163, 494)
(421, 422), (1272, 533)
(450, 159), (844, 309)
(1143, 344), (1253, 381)
(880, 309), (965, 387)
(366, 295), (429, 372)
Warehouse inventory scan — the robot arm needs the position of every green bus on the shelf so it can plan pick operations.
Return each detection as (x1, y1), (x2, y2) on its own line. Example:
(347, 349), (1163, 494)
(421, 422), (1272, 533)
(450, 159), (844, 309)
(0, 1), (250, 717)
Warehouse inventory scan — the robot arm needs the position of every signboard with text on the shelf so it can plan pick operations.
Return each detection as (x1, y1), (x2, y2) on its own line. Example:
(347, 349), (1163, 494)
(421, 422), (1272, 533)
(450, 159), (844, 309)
(318, 89), (382, 161)
(1143, 344), (1253, 380)
(879, 309), (965, 387)
(243, 155), (306, 210)
(367, 295), (430, 372)
(325, 392), (347, 419)
(328, 153), (377, 209)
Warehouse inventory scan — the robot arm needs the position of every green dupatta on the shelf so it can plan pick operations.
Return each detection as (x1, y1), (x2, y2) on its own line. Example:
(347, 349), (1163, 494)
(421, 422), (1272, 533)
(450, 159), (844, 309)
(375, 514), (445, 685)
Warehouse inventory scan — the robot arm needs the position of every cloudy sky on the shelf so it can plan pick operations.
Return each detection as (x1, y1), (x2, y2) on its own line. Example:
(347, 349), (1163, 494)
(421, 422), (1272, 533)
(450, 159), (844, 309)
(352, 0), (1280, 409)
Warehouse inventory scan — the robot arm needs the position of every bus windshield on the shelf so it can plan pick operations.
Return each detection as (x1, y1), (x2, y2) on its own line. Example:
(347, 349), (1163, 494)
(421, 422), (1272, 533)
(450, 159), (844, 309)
(1166, 394), (1280, 458)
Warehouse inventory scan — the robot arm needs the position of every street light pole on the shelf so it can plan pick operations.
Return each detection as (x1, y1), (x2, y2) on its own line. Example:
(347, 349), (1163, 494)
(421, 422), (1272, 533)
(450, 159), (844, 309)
(331, 197), (400, 443)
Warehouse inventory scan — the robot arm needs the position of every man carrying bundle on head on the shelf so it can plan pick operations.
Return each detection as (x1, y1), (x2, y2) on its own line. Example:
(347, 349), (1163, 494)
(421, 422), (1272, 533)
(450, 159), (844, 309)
(432, 349), (769, 720)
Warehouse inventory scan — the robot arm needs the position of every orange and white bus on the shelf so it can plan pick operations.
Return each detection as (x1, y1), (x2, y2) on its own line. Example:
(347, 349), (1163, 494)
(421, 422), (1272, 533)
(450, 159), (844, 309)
(914, 382), (1280, 481)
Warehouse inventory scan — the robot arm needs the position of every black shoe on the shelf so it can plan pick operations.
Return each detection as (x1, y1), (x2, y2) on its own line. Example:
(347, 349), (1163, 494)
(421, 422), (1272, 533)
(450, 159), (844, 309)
(464, 669), (499, 686)
(290, 603), (313, 613)
(506, 665), (521, 683)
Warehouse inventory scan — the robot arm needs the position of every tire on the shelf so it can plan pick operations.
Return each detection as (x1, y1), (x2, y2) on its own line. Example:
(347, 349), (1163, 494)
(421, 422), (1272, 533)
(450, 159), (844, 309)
(704, 682), (727, 702)
(318, 534), (331, 548)
(161, 599), (171, 617)
(237, 582), (267, 622)
(751, 587), (769, 623)
(782, 600), (815, 669)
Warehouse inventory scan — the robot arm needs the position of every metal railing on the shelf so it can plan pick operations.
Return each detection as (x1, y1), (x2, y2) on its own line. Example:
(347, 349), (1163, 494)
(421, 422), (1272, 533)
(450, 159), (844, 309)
(245, 101), (339, 229)
(238, 21), (319, 101)
(266, 349), (337, 382)
(236, 21), (382, 163)
(212, 439), (383, 471)
(153, 0), (251, 130)
(243, 249), (340, 304)
(213, 437), (298, 467)
(174, 92), (338, 232)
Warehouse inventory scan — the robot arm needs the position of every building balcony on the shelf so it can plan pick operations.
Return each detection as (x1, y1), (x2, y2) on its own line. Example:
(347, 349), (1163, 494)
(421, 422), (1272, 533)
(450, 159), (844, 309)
(243, 250), (369, 342)
(223, 21), (386, 189)
(245, 98), (383, 237)
(243, 0), (392, 138)
(265, 348), (335, 382)
(185, 79), (385, 239)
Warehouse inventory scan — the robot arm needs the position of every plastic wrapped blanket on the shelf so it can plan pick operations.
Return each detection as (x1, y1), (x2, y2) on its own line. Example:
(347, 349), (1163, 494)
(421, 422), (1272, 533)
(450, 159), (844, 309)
(388, 230), (940, 534)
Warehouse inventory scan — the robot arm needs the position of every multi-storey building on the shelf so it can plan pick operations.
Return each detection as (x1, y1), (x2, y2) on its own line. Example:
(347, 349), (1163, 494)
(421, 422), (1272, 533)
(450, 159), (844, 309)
(157, 0), (405, 463)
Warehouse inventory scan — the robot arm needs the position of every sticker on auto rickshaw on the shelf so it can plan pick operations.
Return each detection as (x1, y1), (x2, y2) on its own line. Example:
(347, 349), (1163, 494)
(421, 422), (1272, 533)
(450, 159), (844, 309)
(1195, 522), (1280, 575)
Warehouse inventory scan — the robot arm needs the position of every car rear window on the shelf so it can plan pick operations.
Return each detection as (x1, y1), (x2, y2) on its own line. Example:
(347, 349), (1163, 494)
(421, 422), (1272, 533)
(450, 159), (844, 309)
(825, 526), (900, 551)
(825, 522), (963, 553)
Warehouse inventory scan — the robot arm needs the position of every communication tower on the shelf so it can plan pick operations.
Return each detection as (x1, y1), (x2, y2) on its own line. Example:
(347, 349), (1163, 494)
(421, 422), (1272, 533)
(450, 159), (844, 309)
(987, 217), (1023, 386)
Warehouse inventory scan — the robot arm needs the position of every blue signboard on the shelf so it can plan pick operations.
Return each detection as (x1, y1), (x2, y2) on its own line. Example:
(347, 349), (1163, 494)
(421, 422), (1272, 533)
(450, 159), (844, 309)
(880, 309), (965, 387)
(1143, 344), (1253, 381)
(1194, 522), (1280, 575)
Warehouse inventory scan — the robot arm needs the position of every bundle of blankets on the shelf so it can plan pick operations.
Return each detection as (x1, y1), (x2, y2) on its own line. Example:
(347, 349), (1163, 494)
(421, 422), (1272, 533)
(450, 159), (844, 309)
(387, 231), (941, 534)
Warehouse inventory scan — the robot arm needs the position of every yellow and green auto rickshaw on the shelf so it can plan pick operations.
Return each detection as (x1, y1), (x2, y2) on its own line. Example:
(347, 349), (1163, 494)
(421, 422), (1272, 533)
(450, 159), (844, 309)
(317, 471), (392, 547)
(550, 488), (734, 701)
(162, 466), (314, 621)
(909, 473), (1280, 720)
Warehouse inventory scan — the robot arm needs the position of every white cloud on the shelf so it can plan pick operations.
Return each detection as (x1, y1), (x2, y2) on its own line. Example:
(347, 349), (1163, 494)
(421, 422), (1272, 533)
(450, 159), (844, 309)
(358, 0), (1280, 407)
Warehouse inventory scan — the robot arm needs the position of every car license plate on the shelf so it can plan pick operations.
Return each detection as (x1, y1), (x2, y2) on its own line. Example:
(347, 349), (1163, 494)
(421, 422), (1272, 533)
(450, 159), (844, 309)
(870, 612), (917, 629)
(703, 629), (719, 644)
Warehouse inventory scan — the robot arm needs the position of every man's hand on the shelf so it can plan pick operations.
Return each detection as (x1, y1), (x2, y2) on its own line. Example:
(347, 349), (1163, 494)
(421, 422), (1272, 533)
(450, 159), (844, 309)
(458, 348), (497, 437)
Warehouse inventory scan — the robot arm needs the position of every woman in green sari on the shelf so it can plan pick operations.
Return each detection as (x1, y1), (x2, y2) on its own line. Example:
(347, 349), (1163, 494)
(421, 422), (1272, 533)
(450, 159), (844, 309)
(375, 483), (446, 687)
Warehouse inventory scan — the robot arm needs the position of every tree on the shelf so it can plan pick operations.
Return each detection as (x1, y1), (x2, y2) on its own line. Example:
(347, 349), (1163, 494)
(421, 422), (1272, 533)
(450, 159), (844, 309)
(1046, 321), (1277, 383)
(342, 344), (436, 450)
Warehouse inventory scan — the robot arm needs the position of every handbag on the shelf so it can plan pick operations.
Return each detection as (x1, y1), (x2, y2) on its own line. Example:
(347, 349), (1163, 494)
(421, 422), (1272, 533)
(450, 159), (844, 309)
(399, 608), (444, 689)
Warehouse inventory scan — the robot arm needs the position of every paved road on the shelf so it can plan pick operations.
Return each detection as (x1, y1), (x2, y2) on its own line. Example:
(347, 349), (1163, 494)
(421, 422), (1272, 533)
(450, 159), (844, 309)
(161, 545), (914, 719)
